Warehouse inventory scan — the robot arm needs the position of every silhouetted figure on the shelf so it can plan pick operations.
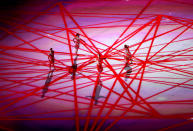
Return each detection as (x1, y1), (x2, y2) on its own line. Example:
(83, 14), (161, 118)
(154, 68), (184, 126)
(71, 63), (77, 80)
(124, 45), (133, 81)
(48, 48), (55, 70)
(97, 54), (105, 75)
(86, 79), (105, 105)
(68, 58), (78, 80)
(73, 33), (84, 55)
(124, 45), (133, 64)
(41, 69), (54, 98)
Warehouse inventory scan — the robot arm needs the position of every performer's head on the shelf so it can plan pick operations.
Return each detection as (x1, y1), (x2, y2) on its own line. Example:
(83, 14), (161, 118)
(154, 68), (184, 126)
(124, 45), (129, 48)
(50, 48), (54, 53)
(76, 33), (80, 37)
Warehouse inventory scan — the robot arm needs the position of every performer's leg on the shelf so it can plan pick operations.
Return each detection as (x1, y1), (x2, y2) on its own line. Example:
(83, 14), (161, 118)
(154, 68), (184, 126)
(75, 47), (79, 55)
(49, 63), (51, 70)
(124, 70), (130, 81)
(71, 67), (76, 80)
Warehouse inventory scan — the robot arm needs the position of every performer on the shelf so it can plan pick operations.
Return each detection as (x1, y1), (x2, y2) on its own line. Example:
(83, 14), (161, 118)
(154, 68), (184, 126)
(73, 33), (84, 55)
(68, 59), (78, 80)
(48, 48), (55, 70)
(124, 45), (133, 81)
(124, 45), (133, 64)
(71, 62), (77, 80)
(97, 54), (104, 76)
